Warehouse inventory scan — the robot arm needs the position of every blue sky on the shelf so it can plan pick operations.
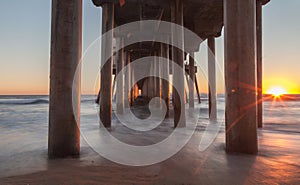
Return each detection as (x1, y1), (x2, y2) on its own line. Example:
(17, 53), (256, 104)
(0, 0), (299, 94)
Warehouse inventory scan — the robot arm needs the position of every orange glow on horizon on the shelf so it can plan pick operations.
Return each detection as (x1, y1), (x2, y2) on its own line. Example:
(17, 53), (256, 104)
(267, 86), (287, 97)
(1, 77), (300, 95)
(263, 78), (300, 95)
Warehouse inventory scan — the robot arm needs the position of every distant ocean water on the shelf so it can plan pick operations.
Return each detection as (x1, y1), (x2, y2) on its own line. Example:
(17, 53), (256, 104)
(0, 94), (300, 177)
(0, 94), (299, 154)
(263, 94), (300, 134)
(0, 94), (300, 132)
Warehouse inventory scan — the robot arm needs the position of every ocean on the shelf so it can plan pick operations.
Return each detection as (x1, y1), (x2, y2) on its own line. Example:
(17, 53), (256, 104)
(1, 94), (299, 132)
(0, 94), (300, 177)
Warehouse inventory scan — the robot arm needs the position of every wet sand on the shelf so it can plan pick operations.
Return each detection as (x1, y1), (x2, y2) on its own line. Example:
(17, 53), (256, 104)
(0, 121), (300, 185)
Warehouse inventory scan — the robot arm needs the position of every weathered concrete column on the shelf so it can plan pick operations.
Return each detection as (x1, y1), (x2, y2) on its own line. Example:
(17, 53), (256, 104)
(123, 52), (128, 108)
(208, 37), (217, 120)
(161, 43), (170, 117)
(153, 53), (157, 99)
(257, 0), (263, 128)
(172, 0), (186, 127)
(224, 0), (258, 154)
(151, 60), (156, 99)
(116, 38), (125, 114)
(100, 3), (114, 128)
(124, 51), (131, 108)
(195, 75), (201, 104)
(153, 51), (161, 107)
(155, 51), (161, 99)
(131, 68), (135, 105)
(49, 0), (82, 158)
(189, 53), (195, 108)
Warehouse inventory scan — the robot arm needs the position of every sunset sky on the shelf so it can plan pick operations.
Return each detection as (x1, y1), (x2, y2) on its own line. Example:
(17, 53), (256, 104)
(0, 0), (299, 95)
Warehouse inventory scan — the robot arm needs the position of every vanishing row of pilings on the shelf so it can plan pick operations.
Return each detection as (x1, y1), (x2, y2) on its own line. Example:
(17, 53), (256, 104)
(48, 0), (266, 158)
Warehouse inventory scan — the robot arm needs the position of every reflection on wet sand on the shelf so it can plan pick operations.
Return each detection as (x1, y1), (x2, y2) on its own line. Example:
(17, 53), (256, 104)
(0, 124), (300, 184)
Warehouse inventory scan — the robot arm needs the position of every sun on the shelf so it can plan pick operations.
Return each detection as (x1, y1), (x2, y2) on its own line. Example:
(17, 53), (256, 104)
(267, 86), (287, 97)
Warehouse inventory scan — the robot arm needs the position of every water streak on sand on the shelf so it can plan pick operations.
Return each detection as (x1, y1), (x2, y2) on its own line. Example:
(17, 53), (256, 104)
(0, 95), (299, 182)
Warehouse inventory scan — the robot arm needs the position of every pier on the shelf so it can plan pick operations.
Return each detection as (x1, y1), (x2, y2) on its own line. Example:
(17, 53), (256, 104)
(3, 0), (300, 184)
(49, 0), (269, 158)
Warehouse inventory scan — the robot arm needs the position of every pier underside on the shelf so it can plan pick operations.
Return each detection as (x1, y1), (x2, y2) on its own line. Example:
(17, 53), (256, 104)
(48, 0), (270, 159)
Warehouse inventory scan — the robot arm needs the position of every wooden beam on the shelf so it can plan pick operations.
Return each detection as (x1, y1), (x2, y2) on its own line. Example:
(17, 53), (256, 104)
(155, 51), (161, 107)
(124, 51), (131, 108)
(100, 3), (114, 128)
(185, 74), (189, 104)
(131, 68), (135, 105)
(189, 53), (195, 108)
(208, 37), (217, 120)
(195, 76), (201, 104)
(116, 38), (125, 114)
(161, 43), (170, 117)
(49, 0), (82, 158)
(257, 0), (263, 128)
(224, 0), (258, 154)
(172, 0), (186, 127)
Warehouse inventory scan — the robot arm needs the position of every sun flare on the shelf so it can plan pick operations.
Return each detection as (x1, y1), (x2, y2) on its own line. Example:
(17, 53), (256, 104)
(267, 86), (287, 97)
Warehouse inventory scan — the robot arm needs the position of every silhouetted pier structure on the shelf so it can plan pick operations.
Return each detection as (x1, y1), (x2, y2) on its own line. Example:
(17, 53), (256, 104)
(48, 0), (270, 158)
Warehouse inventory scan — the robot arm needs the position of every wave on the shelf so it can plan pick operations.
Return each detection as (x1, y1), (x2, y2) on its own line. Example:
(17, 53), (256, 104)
(264, 128), (300, 135)
(81, 99), (97, 103)
(0, 99), (49, 105)
(0, 98), (97, 105)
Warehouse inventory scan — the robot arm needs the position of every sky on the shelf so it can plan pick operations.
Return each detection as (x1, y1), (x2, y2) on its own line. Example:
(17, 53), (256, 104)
(0, 0), (299, 95)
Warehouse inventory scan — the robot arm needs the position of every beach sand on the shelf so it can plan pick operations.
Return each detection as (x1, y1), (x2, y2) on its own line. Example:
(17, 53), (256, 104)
(0, 125), (299, 185)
